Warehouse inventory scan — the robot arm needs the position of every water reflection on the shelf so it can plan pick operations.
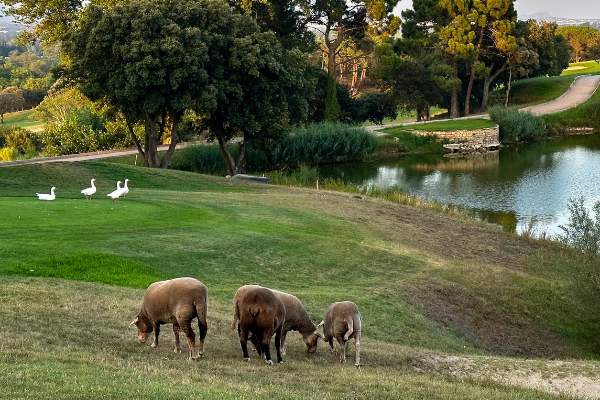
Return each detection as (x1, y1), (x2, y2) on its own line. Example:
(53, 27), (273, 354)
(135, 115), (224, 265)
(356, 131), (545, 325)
(318, 134), (600, 236)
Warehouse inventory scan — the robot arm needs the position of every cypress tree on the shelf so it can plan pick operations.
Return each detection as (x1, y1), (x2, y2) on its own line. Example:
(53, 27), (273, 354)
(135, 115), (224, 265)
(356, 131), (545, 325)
(324, 74), (340, 122)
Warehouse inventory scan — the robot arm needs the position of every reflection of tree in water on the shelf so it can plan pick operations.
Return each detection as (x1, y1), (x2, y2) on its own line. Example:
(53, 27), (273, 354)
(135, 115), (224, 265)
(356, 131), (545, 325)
(473, 208), (518, 232)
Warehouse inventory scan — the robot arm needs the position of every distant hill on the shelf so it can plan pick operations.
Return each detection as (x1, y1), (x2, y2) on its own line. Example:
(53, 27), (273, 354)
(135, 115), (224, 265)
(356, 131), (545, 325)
(518, 11), (600, 28)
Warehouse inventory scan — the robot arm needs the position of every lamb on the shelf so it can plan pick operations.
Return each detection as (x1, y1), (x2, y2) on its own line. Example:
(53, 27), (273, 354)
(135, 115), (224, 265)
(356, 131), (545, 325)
(130, 277), (208, 360)
(231, 285), (320, 354)
(319, 301), (362, 367)
(237, 286), (285, 365)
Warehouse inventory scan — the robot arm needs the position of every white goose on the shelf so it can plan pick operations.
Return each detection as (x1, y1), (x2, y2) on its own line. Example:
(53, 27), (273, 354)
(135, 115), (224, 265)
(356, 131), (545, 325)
(81, 178), (96, 200)
(107, 181), (122, 202)
(36, 187), (56, 201)
(120, 179), (130, 198)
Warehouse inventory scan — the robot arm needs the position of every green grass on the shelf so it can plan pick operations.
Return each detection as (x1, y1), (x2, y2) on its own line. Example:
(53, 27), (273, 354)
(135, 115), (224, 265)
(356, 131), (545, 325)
(0, 161), (598, 398)
(1, 109), (43, 130)
(383, 118), (495, 132)
(560, 60), (600, 76)
(364, 107), (447, 126)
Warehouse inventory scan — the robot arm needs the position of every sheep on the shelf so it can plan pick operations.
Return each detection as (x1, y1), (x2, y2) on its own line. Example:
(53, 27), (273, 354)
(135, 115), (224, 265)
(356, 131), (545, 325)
(237, 286), (285, 365)
(130, 277), (208, 360)
(319, 301), (361, 367)
(232, 285), (321, 354)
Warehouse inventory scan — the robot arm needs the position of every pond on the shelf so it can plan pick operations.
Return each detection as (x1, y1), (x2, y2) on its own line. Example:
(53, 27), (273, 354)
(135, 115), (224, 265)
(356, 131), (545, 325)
(318, 133), (600, 236)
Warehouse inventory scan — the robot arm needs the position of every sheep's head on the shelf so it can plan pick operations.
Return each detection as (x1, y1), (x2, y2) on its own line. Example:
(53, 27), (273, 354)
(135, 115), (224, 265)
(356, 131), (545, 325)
(129, 314), (153, 343)
(304, 330), (321, 353)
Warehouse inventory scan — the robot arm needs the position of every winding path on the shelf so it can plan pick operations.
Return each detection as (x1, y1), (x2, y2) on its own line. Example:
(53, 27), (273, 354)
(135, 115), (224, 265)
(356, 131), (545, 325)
(366, 73), (600, 133)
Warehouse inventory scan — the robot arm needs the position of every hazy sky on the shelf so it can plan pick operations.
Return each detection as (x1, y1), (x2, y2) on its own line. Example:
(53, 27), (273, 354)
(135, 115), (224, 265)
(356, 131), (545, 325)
(392, 0), (600, 20)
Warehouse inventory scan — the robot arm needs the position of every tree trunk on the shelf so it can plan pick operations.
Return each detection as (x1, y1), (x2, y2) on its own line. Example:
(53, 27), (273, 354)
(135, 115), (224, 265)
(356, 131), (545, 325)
(482, 59), (509, 111)
(450, 62), (459, 118)
(325, 24), (344, 81)
(351, 60), (358, 96)
(215, 133), (237, 176)
(126, 117), (145, 161)
(144, 114), (161, 168)
(159, 112), (180, 169)
(465, 29), (484, 116)
(505, 69), (512, 107)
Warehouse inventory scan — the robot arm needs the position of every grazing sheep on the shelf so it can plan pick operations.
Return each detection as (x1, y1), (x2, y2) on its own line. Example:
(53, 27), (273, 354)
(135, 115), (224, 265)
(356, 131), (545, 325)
(232, 285), (320, 354)
(130, 277), (208, 360)
(237, 286), (285, 365)
(319, 301), (361, 367)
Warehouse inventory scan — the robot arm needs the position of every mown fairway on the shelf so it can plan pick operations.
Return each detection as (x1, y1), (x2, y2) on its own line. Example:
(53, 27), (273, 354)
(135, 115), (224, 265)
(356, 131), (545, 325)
(0, 161), (598, 399)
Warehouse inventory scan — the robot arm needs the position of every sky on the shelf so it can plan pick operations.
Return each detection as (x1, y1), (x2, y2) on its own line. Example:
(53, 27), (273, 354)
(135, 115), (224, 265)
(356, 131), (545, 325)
(392, 0), (600, 20)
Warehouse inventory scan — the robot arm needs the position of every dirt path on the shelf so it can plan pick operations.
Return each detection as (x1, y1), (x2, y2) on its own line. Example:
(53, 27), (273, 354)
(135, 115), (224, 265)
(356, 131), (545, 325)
(367, 73), (600, 133)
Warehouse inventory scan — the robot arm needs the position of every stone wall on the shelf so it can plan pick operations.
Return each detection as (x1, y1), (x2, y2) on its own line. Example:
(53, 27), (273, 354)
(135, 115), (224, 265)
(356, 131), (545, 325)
(407, 125), (500, 153)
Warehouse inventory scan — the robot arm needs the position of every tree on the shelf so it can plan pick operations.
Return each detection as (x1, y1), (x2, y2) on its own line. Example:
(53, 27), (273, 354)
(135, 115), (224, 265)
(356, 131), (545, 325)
(228, 0), (315, 51)
(0, 87), (25, 123)
(556, 26), (600, 63)
(198, 34), (312, 176)
(60, 0), (231, 168)
(523, 20), (571, 78)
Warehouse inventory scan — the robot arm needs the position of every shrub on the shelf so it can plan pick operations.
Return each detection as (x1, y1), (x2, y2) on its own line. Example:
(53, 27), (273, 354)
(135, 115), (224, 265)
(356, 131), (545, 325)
(170, 144), (233, 175)
(0, 146), (18, 161)
(355, 92), (398, 125)
(488, 106), (545, 141)
(559, 197), (600, 288)
(2, 126), (38, 151)
(40, 120), (100, 156)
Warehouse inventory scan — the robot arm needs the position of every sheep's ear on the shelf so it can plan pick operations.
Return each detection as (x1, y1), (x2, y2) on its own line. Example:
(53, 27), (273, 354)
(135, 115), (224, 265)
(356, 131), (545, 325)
(317, 320), (324, 328)
(129, 317), (139, 328)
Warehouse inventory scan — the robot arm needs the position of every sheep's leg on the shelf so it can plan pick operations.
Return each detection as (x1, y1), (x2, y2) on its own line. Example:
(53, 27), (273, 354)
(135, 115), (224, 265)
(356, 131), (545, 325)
(280, 329), (288, 356)
(151, 323), (160, 347)
(275, 326), (283, 364)
(262, 330), (273, 365)
(336, 336), (346, 363)
(240, 326), (250, 361)
(231, 303), (239, 330)
(196, 309), (207, 358)
(343, 317), (354, 341)
(328, 337), (337, 355)
(179, 319), (197, 360)
(354, 331), (361, 368)
(172, 323), (181, 353)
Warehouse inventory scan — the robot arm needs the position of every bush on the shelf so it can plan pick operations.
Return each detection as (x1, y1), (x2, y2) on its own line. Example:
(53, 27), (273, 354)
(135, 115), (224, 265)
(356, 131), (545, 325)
(2, 126), (38, 151)
(0, 146), (18, 161)
(170, 144), (233, 175)
(355, 92), (398, 125)
(488, 106), (545, 141)
(559, 197), (600, 288)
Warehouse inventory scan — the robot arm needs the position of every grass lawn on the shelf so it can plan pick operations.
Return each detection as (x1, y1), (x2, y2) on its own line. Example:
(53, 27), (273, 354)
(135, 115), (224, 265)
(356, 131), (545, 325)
(0, 161), (598, 398)
(382, 118), (495, 133)
(1, 109), (43, 131)
(364, 107), (447, 126)
(560, 60), (600, 76)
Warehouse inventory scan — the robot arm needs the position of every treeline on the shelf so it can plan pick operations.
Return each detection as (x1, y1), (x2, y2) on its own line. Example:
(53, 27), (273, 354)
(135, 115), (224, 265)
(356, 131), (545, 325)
(0, 0), (598, 170)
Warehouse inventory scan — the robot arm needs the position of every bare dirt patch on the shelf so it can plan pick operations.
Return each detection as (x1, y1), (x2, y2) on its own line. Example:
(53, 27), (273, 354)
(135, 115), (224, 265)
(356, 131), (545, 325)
(416, 355), (600, 400)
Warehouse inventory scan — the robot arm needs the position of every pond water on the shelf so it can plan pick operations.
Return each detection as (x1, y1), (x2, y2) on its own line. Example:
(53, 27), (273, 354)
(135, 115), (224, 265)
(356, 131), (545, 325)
(318, 133), (600, 236)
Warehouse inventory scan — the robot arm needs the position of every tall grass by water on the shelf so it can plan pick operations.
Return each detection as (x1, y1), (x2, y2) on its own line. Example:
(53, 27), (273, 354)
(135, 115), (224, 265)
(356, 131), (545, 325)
(488, 106), (545, 141)
(170, 123), (379, 175)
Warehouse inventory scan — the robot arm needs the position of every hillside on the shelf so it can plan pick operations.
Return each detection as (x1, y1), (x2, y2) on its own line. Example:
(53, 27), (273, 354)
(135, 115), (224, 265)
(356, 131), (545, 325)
(0, 161), (598, 399)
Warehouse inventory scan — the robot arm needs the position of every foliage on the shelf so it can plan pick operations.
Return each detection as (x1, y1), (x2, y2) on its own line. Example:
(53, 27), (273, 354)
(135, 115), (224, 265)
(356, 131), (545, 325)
(0, 146), (19, 161)
(354, 91), (397, 125)
(171, 123), (379, 174)
(31, 87), (92, 125)
(0, 125), (38, 151)
(324, 74), (341, 122)
(556, 26), (600, 62)
(378, 129), (447, 153)
(517, 20), (571, 78)
(488, 106), (545, 141)
(0, 86), (25, 122)
(61, 0), (242, 168)
(559, 197), (600, 289)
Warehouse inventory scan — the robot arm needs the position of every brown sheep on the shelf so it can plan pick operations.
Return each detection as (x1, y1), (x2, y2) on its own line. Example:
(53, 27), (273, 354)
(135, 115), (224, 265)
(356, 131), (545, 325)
(237, 286), (285, 365)
(232, 285), (321, 354)
(319, 301), (361, 367)
(130, 277), (208, 360)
